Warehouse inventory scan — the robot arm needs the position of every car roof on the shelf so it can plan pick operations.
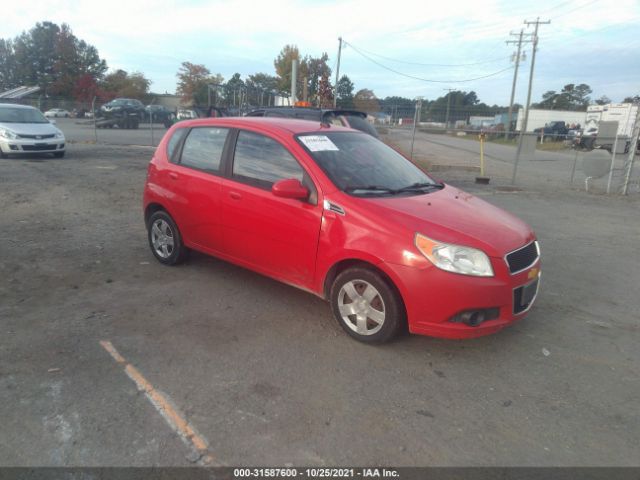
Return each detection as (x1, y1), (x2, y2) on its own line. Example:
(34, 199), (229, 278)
(0, 103), (37, 110)
(177, 116), (357, 136)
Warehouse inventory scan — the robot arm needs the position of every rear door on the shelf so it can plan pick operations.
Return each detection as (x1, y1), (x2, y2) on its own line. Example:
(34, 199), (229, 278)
(170, 126), (230, 253)
(220, 129), (323, 288)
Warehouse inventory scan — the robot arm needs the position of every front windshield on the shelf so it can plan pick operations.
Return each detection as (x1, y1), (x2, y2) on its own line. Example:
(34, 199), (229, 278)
(0, 107), (49, 124)
(297, 131), (438, 196)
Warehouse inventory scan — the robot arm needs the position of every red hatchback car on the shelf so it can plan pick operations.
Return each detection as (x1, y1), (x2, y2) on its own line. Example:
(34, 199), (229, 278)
(143, 117), (540, 343)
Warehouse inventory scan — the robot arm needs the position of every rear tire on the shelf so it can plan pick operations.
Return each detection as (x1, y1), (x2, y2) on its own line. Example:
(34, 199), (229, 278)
(147, 210), (189, 265)
(330, 267), (404, 344)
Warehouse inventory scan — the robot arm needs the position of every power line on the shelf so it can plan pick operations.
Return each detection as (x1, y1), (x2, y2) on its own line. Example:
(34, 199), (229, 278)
(343, 41), (514, 84)
(343, 41), (509, 67)
(550, 0), (599, 19)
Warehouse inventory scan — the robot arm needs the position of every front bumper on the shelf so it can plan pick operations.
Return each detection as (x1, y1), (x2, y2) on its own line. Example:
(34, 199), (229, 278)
(385, 257), (541, 339)
(0, 137), (66, 154)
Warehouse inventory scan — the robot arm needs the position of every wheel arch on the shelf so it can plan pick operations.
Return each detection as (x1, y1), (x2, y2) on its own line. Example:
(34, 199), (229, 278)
(144, 202), (167, 227)
(322, 258), (407, 315)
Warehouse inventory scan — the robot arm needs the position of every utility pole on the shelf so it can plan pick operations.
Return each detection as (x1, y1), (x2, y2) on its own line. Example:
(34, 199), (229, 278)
(505, 30), (532, 139)
(291, 58), (298, 105)
(511, 17), (550, 184)
(444, 88), (455, 129)
(333, 37), (343, 108)
(410, 97), (423, 160)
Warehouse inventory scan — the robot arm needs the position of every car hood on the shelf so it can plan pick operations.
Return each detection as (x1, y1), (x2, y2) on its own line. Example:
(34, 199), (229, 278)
(358, 185), (535, 257)
(0, 122), (62, 137)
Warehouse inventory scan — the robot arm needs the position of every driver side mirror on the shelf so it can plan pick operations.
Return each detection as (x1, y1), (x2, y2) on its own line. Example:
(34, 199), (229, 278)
(272, 178), (309, 200)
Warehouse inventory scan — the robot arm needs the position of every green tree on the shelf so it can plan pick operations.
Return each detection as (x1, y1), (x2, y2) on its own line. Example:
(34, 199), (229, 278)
(353, 88), (379, 113)
(304, 53), (331, 103)
(176, 62), (223, 106)
(335, 75), (355, 108)
(1, 22), (106, 96)
(594, 95), (611, 105)
(274, 44), (308, 98)
(101, 69), (151, 99)
(533, 84), (592, 111)
(0, 39), (17, 90)
(623, 95), (640, 103)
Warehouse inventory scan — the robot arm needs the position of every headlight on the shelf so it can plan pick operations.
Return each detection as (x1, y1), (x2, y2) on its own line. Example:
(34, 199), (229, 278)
(0, 128), (18, 140)
(415, 233), (494, 277)
(55, 131), (64, 139)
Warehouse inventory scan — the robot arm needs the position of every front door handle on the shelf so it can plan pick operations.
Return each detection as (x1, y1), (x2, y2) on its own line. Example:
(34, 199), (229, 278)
(168, 172), (178, 180)
(229, 191), (242, 200)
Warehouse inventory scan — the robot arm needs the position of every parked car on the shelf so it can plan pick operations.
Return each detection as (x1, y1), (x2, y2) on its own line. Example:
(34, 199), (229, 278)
(245, 107), (379, 138)
(98, 98), (146, 129)
(533, 120), (569, 140)
(144, 104), (175, 127)
(143, 117), (540, 343)
(44, 108), (71, 118)
(0, 103), (66, 158)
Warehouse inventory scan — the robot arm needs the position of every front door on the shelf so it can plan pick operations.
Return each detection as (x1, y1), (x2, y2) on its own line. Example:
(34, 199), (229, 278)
(220, 129), (323, 289)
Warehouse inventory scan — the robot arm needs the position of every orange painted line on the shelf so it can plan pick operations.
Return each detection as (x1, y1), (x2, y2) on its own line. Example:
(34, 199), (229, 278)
(99, 340), (126, 364)
(100, 340), (215, 465)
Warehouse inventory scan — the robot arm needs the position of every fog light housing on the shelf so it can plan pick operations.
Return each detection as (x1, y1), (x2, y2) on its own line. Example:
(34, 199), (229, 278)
(9, 144), (19, 151)
(449, 308), (499, 327)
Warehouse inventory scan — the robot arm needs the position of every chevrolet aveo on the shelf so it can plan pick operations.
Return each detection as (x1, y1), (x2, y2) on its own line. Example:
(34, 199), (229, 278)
(143, 117), (540, 343)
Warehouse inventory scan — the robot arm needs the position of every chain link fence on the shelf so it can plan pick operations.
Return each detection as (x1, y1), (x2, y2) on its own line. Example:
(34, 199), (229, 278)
(4, 94), (639, 194)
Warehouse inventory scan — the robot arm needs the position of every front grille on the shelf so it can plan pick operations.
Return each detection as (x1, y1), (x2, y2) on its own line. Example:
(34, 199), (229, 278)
(22, 144), (58, 151)
(18, 134), (55, 139)
(506, 241), (538, 274)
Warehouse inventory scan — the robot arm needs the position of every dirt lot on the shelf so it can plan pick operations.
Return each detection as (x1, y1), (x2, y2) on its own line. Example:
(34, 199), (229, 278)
(1, 141), (639, 467)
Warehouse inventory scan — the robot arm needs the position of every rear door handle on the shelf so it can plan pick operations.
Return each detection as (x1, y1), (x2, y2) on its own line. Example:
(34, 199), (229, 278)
(169, 172), (178, 180)
(229, 191), (242, 200)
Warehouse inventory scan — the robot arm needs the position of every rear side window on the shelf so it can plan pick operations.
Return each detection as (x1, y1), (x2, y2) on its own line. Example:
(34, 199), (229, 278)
(179, 127), (229, 172)
(232, 130), (303, 188)
(167, 128), (187, 162)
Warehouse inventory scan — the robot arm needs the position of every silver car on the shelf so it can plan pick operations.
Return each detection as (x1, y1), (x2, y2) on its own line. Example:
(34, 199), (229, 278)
(0, 104), (66, 158)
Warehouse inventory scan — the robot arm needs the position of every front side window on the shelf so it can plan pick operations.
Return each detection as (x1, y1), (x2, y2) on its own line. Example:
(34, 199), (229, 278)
(179, 127), (228, 172)
(232, 130), (303, 187)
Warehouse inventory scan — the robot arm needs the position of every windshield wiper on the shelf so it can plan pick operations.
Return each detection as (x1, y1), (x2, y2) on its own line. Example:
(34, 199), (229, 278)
(344, 185), (396, 195)
(392, 182), (444, 194)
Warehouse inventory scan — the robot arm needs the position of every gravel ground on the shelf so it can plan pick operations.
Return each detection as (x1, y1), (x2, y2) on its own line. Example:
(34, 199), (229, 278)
(0, 141), (638, 467)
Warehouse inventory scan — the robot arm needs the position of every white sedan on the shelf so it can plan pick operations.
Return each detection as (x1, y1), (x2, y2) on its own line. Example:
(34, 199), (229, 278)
(44, 108), (71, 118)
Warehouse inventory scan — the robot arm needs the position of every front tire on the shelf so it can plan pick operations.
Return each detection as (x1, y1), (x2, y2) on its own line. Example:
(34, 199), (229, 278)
(53, 151), (65, 158)
(147, 210), (189, 265)
(330, 267), (404, 344)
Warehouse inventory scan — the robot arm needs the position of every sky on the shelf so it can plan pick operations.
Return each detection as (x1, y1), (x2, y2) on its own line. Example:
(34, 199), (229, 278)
(3, 0), (639, 106)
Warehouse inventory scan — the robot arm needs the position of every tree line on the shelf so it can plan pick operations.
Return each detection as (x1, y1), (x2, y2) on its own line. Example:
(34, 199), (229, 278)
(1, 21), (637, 115)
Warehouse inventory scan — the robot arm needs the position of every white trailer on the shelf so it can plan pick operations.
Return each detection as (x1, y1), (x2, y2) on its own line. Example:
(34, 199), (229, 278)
(580, 103), (638, 151)
(516, 108), (586, 132)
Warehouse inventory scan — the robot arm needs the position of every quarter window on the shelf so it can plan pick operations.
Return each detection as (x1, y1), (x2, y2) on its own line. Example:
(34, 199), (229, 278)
(167, 128), (187, 162)
(179, 127), (229, 172)
(232, 130), (303, 187)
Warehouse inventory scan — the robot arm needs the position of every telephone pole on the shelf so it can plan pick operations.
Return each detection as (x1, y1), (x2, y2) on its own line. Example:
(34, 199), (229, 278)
(333, 37), (343, 108)
(505, 30), (532, 139)
(511, 17), (551, 184)
(444, 88), (455, 129)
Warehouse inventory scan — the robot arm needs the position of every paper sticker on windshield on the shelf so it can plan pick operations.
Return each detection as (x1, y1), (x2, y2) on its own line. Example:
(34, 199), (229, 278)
(299, 135), (339, 152)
